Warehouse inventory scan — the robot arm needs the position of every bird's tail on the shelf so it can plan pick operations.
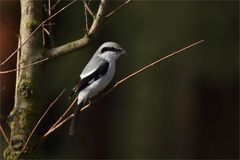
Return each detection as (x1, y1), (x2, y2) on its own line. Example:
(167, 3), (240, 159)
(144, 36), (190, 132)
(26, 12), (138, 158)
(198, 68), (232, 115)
(69, 101), (83, 135)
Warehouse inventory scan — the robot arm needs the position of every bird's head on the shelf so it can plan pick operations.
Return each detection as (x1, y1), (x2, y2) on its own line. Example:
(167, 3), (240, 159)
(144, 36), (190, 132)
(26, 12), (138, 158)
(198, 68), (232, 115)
(96, 42), (126, 61)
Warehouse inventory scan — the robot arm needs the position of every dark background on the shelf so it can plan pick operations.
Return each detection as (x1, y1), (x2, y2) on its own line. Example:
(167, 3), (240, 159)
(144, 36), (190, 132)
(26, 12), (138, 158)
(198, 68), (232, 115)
(0, 0), (239, 159)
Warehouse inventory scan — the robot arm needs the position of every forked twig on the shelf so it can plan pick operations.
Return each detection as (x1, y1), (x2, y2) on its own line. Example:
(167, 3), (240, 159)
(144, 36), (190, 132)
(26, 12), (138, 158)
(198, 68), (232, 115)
(0, 0), (77, 66)
(23, 89), (66, 152)
(1, 0), (131, 73)
(33, 97), (83, 150)
(39, 39), (204, 141)
(0, 125), (9, 145)
(83, 0), (91, 32)
(82, 0), (95, 18)
(43, 101), (90, 139)
(49, 97), (78, 130)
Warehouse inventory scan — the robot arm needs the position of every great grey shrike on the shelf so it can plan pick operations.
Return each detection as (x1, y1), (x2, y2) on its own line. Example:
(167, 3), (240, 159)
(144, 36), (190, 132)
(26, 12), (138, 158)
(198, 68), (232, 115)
(69, 42), (126, 135)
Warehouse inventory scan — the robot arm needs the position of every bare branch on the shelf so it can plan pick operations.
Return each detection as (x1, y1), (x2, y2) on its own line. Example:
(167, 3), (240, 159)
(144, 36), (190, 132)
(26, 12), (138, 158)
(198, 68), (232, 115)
(0, 58), (49, 74)
(0, 0), (77, 66)
(42, 27), (46, 46)
(43, 114), (72, 138)
(82, 0), (95, 18)
(0, 125), (9, 145)
(105, 40), (205, 94)
(43, 27), (50, 36)
(47, 0), (107, 59)
(51, 0), (61, 10)
(15, 35), (21, 92)
(22, 89), (66, 152)
(84, 2), (89, 32)
(38, 40), (204, 141)
(47, 0), (55, 47)
(47, 36), (91, 58)
(105, 0), (132, 19)
(88, 0), (106, 35)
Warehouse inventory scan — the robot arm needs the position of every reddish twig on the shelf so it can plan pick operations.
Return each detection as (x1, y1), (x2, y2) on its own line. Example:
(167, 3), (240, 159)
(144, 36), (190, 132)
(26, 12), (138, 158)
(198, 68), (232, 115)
(33, 97), (85, 150)
(43, 114), (72, 138)
(0, 125), (9, 145)
(105, 40), (204, 94)
(0, 58), (49, 74)
(49, 97), (78, 130)
(22, 89), (66, 152)
(105, 0), (132, 18)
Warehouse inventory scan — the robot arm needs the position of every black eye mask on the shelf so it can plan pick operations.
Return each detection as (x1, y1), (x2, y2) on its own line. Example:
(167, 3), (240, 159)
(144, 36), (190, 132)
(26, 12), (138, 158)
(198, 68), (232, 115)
(101, 47), (123, 53)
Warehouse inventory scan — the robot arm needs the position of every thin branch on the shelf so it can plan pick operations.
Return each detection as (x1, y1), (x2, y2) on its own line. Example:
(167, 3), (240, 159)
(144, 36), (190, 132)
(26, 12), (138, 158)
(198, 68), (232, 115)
(49, 97), (78, 130)
(84, 1), (89, 32)
(39, 39), (205, 141)
(33, 98), (86, 150)
(22, 89), (66, 152)
(43, 114), (73, 138)
(16, 35), (21, 86)
(83, 0), (92, 33)
(0, 0), (77, 66)
(47, 0), (107, 59)
(42, 23), (55, 27)
(105, 0), (132, 19)
(47, 36), (91, 58)
(42, 27), (46, 46)
(0, 125), (9, 145)
(105, 40), (205, 95)
(47, 0), (55, 47)
(51, 0), (61, 10)
(1, 0), (129, 74)
(0, 58), (49, 74)
(82, 0), (95, 18)
(88, 0), (106, 35)
(43, 27), (50, 36)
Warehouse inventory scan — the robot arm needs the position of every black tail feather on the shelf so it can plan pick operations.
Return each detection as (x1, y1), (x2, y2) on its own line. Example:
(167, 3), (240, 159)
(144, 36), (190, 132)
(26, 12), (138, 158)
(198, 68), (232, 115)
(69, 101), (83, 135)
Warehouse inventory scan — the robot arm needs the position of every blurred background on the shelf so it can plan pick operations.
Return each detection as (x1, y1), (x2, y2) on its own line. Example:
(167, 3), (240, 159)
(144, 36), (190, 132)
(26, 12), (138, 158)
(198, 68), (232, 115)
(0, 0), (239, 159)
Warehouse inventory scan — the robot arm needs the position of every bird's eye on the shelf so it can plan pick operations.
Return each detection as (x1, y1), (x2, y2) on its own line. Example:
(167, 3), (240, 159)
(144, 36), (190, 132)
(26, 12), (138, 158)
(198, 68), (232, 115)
(101, 47), (122, 53)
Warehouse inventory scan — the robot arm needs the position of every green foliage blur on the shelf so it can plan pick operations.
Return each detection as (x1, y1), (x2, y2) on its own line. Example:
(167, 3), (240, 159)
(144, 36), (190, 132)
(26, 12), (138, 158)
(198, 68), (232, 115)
(0, 0), (238, 159)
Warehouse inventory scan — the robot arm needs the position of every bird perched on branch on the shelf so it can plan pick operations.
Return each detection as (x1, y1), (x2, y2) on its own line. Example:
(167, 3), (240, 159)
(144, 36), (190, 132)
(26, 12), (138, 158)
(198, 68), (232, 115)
(69, 42), (126, 135)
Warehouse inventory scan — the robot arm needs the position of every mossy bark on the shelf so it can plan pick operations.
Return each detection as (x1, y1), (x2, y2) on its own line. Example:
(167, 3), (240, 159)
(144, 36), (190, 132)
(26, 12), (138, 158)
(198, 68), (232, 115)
(4, 0), (44, 159)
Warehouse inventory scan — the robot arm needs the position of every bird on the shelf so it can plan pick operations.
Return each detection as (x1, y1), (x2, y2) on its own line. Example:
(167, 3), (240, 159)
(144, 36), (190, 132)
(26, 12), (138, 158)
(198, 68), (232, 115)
(69, 42), (126, 135)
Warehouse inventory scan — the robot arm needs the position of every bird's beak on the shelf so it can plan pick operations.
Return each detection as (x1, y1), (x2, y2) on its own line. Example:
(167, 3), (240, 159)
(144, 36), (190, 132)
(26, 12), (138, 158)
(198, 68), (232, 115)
(121, 49), (127, 55)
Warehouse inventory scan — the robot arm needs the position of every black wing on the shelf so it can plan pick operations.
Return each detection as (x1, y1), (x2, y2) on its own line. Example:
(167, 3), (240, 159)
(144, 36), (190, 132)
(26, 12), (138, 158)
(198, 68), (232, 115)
(69, 61), (109, 98)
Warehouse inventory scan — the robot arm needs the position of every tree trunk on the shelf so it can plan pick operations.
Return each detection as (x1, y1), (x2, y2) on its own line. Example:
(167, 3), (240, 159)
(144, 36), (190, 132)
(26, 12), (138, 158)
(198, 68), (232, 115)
(4, 0), (44, 159)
